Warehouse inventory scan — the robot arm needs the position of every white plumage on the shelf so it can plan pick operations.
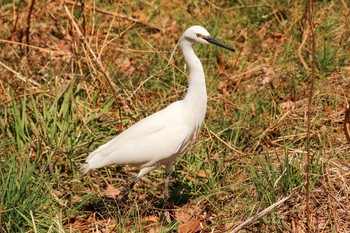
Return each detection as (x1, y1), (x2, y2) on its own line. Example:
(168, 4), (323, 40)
(81, 25), (234, 197)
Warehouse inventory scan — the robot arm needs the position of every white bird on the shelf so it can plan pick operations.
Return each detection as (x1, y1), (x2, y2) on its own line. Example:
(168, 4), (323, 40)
(81, 25), (234, 198)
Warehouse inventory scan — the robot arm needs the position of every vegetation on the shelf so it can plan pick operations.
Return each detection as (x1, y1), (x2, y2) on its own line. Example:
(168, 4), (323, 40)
(0, 0), (349, 232)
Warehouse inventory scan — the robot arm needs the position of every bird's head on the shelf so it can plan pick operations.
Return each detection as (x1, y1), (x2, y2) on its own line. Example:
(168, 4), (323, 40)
(166, 25), (235, 67)
(182, 25), (235, 51)
(183, 25), (211, 44)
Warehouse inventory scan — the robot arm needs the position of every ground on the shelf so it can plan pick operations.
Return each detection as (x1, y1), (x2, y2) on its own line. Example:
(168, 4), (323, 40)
(0, 0), (349, 232)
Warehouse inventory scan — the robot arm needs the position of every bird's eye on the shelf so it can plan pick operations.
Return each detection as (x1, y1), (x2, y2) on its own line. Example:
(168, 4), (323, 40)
(196, 33), (203, 38)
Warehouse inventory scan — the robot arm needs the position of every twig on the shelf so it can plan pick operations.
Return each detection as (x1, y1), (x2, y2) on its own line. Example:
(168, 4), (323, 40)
(297, 27), (309, 71)
(305, 0), (316, 232)
(203, 0), (268, 11)
(63, 0), (162, 31)
(0, 204), (2, 233)
(0, 60), (40, 87)
(25, 0), (35, 54)
(230, 194), (293, 233)
(129, 28), (188, 98)
(344, 105), (350, 143)
(251, 110), (291, 152)
(0, 38), (71, 56)
(208, 129), (245, 155)
(10, 0), (22, 39)
(340, 0), (349, 10)
(64, 5), (122, 125)
(98, 1), (122, 59)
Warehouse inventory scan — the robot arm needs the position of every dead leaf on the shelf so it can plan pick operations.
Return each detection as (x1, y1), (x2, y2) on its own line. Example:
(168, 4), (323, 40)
(193, 8), (202, 16)
(166, 21), (179, 34)
(102, 184), (121, 198)
(132, 12), (149, 23)
(175, 210), (203, 233)
(216, 55), (227, 76)
(197, 169), (210, 178)
(279, 100), (295, 111)
(71, 194), (82, 203)
(163, 211), (172, 224)
(138, 193), (148, 200)
(178, 216), (202, 233)
(71, 219), (83, 229)
(142, 216), (158, 223)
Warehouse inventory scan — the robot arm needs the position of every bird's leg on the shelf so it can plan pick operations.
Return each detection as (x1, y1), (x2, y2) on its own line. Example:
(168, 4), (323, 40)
(123, 177), (140, 197)
(164, 163), (173, 200)
(123, 166), (157, 197)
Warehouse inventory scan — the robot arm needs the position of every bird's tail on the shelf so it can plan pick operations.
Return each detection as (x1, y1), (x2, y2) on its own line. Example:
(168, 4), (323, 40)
(79, 163), (90, 174)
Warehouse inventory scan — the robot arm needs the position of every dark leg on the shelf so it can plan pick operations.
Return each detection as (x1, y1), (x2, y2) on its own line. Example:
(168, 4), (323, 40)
(164, 163), (173, 200)
(123, 177), (140, 197)
(123, 166), (157, 197)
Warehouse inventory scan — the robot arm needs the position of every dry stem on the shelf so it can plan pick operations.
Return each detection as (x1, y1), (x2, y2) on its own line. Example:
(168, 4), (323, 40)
(344, 105), (350, 143)
(230, 194), (293, 233)
(63, 4), (122, 125)
(305, 0), (317, 232)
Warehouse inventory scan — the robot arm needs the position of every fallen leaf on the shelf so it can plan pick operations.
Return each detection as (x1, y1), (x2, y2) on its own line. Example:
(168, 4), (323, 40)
(163, 211), (172, 224)
(102, 184), (121, 198)
(132, 12), (149, 22)
(138, 193), (148, 200)
(71, 219), (83, 229)
(71, 194), (82, 203)
(178, 216), (202, 233)
(166, 21), (179, 34)
(175, 209), (203, 233)
(279, 100), (295, 111)
(216, 55), (227, 76)
(197, 169), (210, 178)
(142, 215), (158, 223)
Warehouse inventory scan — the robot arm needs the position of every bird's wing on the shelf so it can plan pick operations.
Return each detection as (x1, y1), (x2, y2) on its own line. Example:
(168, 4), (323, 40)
(85, 101), (191, 168)
(108, 122), (191, 166)
(117, 101), (184, 142)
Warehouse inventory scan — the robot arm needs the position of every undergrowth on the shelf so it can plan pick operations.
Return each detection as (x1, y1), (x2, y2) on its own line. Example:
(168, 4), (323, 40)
(0, 0), (349, 232)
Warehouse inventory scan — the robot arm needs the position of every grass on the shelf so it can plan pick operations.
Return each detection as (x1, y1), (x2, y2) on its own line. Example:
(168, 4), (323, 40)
(1, 0), (350, 232)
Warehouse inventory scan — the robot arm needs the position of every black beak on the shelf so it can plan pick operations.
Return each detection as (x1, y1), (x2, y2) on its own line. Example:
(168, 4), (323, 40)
(203, 36), (235, 52)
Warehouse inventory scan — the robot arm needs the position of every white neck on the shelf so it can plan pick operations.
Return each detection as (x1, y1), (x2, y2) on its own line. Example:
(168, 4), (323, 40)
(181, 39), (207, 127)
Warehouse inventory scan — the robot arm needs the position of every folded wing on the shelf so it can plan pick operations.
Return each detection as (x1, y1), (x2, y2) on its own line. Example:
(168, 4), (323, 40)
(82, 101), (192, 173)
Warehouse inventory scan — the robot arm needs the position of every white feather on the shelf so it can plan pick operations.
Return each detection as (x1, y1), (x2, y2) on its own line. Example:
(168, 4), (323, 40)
(80, 25), (234, 194)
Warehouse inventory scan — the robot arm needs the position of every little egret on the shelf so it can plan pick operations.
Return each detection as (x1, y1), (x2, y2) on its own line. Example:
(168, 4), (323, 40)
(80, 25), (234, 198)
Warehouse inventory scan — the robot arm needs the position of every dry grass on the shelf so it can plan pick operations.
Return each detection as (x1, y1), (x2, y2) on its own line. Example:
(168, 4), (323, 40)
(1, 0), (350, 232)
